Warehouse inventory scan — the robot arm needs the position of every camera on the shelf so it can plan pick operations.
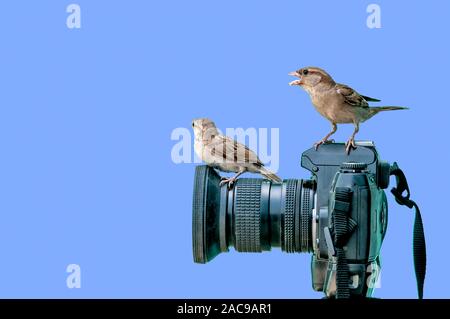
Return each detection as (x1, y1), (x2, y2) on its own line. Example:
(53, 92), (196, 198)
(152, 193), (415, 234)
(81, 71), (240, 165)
(192, 142), (415, 298)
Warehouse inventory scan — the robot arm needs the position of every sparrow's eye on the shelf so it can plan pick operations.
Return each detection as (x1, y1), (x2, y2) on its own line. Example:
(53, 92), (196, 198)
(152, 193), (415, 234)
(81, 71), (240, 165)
(192, 123), (195, 128)
(302, 69), (309, 75)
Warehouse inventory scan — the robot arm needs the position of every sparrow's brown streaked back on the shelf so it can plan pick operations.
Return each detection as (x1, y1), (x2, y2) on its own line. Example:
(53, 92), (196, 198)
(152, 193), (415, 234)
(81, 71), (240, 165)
(192, 118), (281, 187)
(289, 66), (408, 154)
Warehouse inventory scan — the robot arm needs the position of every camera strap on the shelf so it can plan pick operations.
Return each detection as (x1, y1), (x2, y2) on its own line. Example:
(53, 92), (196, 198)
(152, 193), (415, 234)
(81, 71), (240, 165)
(390, 162), (427, 299)
(330, 187), (357, 299)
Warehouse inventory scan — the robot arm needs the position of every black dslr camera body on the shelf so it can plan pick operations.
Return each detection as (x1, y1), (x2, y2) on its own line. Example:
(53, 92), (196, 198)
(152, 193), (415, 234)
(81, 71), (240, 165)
(192, 142), (394, 298)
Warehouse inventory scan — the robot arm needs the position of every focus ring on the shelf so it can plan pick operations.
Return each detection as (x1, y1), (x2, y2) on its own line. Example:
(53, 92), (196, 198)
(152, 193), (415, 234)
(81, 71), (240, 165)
(300, 183), (312, 252)
(234, 179), (262, 252)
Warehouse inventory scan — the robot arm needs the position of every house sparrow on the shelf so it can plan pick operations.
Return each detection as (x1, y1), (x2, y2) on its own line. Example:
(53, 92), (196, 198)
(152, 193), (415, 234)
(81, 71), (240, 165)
(192, 118), (282, 187)
(289, 67), (408, 154)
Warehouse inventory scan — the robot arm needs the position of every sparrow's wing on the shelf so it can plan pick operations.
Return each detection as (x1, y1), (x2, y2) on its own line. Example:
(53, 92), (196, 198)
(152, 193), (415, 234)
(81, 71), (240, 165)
(336, 83), (369, 107)
(209, 135), (262, 166)
(361, 95), (381, 102)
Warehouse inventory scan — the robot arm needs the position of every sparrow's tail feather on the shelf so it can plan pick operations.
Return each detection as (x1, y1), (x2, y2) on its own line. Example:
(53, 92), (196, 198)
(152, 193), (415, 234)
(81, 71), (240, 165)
(368, 106), (409, 117)
(259, 167), (282, 183)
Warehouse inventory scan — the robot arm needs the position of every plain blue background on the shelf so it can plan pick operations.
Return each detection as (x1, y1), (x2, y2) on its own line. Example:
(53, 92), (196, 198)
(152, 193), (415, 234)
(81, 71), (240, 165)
(0, 0), (448, 298)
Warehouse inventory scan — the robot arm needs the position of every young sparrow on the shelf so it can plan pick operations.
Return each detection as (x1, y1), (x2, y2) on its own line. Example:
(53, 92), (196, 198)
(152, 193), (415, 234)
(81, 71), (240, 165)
(192, 118), (282, 187)
(289, 67), (408, 154)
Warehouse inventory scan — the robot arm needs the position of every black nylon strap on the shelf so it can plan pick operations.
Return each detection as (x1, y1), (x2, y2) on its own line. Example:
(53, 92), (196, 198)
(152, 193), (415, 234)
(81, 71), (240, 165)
(390, 162), (427, 299)
(335, 248), (350, 299)
(331, 187), (356, 299)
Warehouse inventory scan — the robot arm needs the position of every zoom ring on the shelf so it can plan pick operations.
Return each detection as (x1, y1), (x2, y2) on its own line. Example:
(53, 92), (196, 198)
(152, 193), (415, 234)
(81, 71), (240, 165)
(234, 179), (263, 252)
(282, 179), (297, 253)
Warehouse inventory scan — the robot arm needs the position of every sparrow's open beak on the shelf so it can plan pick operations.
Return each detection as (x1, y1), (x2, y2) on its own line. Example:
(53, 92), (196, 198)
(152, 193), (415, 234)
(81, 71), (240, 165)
(288, 71), (302, 86)
(289, 80), (302, 86)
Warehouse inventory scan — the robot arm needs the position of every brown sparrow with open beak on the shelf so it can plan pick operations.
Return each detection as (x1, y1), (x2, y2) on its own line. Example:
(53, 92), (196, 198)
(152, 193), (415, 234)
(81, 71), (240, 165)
(289, 67), (408, 154)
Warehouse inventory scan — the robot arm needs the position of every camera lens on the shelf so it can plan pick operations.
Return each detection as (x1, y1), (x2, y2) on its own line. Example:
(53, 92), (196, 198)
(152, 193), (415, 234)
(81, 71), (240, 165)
(192, 166), (314, 263)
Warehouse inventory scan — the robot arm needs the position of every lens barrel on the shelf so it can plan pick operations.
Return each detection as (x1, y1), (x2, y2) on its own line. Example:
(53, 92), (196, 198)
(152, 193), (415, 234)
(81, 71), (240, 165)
(193, 166), (314, 263)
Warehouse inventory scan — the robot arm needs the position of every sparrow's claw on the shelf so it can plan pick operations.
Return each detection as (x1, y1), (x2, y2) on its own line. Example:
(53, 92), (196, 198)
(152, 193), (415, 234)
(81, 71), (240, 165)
(345, 138), (357, 154)
(314, 139), (334, 151)
(219, 177), (237, 189)
(219, 177), (228, 187)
